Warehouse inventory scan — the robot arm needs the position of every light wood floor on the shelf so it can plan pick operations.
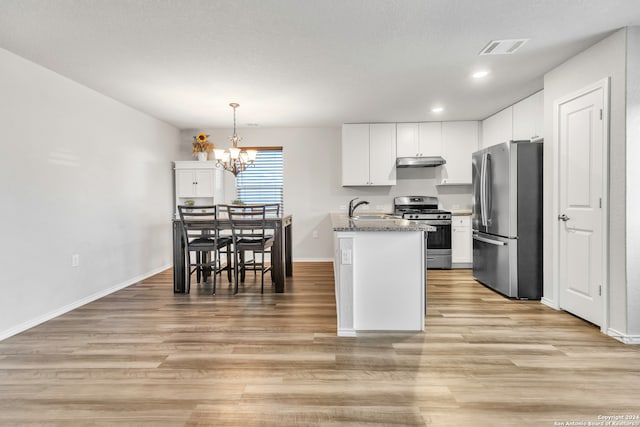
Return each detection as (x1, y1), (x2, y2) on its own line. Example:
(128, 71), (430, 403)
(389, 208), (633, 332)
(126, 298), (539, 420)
(1, 264), (639, 426)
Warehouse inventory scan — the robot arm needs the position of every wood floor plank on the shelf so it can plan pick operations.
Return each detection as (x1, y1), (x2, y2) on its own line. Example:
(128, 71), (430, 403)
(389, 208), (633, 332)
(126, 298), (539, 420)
(1, 263), (639, 426)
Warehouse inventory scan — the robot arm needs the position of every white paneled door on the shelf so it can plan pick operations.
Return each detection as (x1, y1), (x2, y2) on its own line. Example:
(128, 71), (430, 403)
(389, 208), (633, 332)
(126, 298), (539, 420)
(556, 81), (607, 326)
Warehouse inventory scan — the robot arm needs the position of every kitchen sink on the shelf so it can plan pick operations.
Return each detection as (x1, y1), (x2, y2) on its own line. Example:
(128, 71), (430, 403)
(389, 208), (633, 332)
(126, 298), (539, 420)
(351, 214), (399, 220)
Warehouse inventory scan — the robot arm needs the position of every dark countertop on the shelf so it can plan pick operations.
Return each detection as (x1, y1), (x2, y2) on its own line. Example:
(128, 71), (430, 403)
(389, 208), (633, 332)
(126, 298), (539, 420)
(331, 213), (435, 232)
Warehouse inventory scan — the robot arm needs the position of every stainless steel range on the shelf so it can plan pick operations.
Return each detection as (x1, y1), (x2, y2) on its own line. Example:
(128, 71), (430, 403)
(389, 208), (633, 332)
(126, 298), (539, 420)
(394, 196), (452, 269)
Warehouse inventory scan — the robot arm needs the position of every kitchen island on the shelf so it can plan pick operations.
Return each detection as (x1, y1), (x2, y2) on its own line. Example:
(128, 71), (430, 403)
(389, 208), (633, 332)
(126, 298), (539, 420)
(331, 213), (434, 336)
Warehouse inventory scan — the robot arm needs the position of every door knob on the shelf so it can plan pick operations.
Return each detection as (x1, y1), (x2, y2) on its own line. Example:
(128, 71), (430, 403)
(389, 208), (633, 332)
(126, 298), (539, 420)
(558, 214), (570, 222)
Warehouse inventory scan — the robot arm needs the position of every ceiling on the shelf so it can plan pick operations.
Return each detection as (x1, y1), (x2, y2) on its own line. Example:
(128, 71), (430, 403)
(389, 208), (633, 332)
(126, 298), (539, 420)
(2, 0), (640, 129)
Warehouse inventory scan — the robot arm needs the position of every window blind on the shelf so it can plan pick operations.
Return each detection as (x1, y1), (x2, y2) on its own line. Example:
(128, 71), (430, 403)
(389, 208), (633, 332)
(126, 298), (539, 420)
(236, 148), (283, 209)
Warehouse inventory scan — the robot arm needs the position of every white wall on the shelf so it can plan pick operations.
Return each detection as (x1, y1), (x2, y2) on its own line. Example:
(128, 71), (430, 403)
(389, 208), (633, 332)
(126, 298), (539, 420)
(0, 48), (181, 339)
(543, 29), (631, 336)
(626, 27), (640, 336)
(179, 127), (471, 261)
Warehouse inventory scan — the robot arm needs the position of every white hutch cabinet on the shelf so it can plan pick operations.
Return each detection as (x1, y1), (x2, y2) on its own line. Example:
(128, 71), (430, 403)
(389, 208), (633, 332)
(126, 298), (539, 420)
(173, 161), (225, 218)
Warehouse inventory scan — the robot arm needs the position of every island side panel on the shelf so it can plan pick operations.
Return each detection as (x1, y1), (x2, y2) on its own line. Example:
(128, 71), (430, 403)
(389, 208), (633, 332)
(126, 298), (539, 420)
(334, 232), (356, 336)
(353, 231), (425, 331)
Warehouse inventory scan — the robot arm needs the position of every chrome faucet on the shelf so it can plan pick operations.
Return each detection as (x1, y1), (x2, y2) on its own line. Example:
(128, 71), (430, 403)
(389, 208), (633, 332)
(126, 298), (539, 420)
(348, 197), (369, 218)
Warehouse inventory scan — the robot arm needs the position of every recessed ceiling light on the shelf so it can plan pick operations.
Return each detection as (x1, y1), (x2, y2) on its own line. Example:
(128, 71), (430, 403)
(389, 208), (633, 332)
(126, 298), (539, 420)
(431, 107), (444, 113)
(472, 70), (490, 79)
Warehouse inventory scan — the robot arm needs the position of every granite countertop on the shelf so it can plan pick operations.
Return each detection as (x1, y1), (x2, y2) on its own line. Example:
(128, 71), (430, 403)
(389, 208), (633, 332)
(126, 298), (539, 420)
(451, 209), (472, 216)
(331, 213), (435, 232)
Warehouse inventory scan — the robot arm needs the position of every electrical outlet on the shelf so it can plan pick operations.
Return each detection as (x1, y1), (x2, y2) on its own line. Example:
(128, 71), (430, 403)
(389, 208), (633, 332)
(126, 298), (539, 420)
(341, 249), (352, 265)
(312, 230), (319, 238)
(71, 254), (80, 267)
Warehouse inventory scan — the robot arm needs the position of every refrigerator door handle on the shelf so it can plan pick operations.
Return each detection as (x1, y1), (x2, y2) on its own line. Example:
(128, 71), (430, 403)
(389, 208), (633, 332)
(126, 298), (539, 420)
(485, 153), (492, 227)
(480, 153), (484, 226)
(480, 153), (487, 227)
(473, 234), (506, 246)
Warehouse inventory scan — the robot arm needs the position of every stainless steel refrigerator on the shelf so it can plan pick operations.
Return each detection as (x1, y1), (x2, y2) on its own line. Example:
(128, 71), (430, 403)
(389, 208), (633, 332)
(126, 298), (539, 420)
(472, 140), (543, 299)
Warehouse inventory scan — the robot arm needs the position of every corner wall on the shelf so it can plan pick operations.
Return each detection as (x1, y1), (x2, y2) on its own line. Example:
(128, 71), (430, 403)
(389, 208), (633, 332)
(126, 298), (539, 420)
(0, 48), (182, 339)
(542, 29), (628, 335)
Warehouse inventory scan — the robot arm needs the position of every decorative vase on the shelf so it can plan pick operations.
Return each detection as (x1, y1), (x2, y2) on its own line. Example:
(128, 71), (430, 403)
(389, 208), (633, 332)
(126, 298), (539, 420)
(197, 152), (208, 161)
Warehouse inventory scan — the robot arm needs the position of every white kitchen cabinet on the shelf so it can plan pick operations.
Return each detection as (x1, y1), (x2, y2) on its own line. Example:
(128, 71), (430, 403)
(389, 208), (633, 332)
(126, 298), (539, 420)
(440, 121), (478, 184)
(481, 107), (513, 149)
(396, 122), (442, 157)
(173, 161), (224, 218)
(513, 90), (544, 141)
(481, 91), (544, 148)
(451, 215), (472, 266)
(342, 123), (396, 186)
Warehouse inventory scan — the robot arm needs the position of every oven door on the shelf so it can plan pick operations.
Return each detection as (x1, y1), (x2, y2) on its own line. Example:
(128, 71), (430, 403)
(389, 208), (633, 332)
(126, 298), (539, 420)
(425, 220), (452, 269)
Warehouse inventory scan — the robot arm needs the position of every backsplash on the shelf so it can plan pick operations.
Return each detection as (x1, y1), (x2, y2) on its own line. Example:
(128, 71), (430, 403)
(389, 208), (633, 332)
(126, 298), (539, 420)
(337, 168), (472, 213)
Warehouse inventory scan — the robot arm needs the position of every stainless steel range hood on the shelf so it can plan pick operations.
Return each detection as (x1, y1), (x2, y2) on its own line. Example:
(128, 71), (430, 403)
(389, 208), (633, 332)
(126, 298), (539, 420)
(396, 156), (446, 168)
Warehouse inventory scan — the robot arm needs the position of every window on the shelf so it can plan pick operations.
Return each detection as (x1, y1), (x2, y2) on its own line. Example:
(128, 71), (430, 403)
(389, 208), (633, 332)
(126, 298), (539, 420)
(236, 147), (283, 209)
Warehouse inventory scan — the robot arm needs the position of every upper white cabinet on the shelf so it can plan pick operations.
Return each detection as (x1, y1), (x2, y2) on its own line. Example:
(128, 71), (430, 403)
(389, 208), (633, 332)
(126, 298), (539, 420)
(175, 168), (214, 198)
(440, 121), (478, 184)
(396, 122), (442, 157)
(342, 123), (397, 186)
(481, 91), (544, 149)
(513, 90), (544, 141)
(481, 107), (513, 149)
(173, 161), (224, 218)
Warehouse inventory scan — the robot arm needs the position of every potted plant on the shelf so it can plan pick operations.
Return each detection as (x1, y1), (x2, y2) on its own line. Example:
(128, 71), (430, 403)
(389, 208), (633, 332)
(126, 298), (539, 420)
(192, 133), (214, 161)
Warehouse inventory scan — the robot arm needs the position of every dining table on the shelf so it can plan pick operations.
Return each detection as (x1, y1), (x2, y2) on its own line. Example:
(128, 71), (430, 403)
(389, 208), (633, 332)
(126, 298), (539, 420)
(172, 213), (293, 293)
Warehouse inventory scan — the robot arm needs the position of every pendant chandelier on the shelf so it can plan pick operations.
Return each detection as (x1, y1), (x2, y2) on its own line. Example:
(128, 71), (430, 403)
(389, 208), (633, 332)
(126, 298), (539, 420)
(214, 103), (257, 176)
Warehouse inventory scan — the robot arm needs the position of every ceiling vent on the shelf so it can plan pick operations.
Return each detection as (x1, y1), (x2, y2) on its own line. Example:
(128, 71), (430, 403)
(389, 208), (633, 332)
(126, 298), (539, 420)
(479, 39), (529, 55)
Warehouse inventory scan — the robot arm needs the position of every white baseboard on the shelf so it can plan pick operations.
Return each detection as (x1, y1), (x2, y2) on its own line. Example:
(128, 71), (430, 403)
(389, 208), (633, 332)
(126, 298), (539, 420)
(337, 328), (356, 337)
(541, 297), (560, 310)
(0, 263), (171, 342)
(293, 258), (334, 262)
(607, 328), (640, 344)
(451, 263), (472, 269)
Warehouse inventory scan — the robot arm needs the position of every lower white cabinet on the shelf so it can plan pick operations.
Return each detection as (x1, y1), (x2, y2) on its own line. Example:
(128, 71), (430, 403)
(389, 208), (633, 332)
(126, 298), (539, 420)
(451, 215), (472, 266)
